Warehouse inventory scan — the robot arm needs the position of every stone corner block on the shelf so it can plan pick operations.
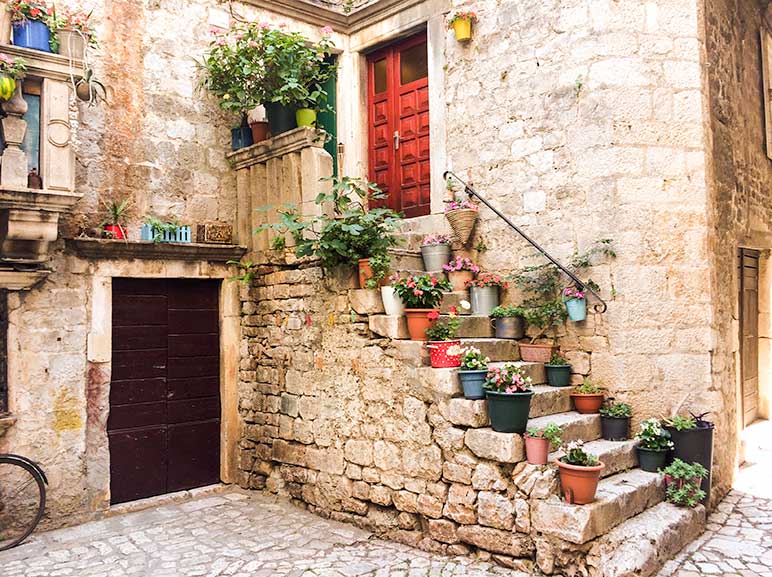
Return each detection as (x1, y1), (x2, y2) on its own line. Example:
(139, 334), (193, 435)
(348, 289), (385, 315)
(464, 428), (524, 464)
(369, 315), (409, 339)
(448, 398), (490, 428)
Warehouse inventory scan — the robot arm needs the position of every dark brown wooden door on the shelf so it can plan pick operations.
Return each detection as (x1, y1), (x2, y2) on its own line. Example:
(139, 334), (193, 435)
(367, 32), (430, 218)
(109, 278), (221, 505)
(739, 249), (760, 427)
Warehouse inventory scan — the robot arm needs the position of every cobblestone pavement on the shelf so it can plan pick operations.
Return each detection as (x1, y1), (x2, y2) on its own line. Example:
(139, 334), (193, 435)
(0, 489), (519, 577)
(658, 420), (772, 577)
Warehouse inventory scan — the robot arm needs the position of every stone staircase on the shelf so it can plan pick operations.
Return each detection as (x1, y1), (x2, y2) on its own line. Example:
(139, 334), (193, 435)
(345, 247), (706, 576)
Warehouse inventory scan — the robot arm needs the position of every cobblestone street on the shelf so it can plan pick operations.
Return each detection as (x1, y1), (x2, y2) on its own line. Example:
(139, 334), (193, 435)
(0, 489), (518, 577)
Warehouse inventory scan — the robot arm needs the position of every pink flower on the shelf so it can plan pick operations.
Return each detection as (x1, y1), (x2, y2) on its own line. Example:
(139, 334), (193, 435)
(413, 289), (424, 296)
(278, 23), (288, 28)
(427, 311), (440, 321)
(320, 25), (334, 35)
(216, 38), (226, 46)
(259, 22), (271, 29)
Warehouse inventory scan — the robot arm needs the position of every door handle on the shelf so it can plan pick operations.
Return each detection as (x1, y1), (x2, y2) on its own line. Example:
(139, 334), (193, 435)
(393, 130), (400, 150)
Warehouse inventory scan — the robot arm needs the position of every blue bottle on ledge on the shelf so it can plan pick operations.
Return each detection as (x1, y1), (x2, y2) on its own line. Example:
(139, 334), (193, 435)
(13, 20), (52, 53)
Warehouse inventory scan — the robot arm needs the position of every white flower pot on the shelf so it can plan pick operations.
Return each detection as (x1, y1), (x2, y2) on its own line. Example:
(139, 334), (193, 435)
(381, 286), (405, 316)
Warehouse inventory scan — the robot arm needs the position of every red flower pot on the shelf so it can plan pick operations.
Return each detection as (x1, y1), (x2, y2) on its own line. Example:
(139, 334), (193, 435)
(570, 393), (605, 414)
(557, 460), (605, 504)
(427, 340), (461, 368)
(103, 224), (125, 240)
(404, 308), (437, 341)
(525, 436), (550, 465)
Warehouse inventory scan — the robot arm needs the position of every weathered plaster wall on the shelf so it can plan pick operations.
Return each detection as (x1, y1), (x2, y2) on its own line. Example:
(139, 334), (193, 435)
(702, 0), (772, 482)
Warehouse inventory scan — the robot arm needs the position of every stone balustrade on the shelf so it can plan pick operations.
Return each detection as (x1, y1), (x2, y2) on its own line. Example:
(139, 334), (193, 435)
(227, 127), (333, 256)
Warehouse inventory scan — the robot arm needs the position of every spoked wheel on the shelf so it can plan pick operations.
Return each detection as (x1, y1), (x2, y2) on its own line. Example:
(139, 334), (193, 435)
(0, 455), (46, 551)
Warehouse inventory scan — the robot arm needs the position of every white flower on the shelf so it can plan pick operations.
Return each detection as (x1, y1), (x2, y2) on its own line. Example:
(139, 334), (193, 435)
(459, 299), (471, 310)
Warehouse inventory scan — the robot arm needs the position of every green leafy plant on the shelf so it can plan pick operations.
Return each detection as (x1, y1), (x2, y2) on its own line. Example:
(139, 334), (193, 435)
(0, 53), (26, 80)
(599, 400), (632, 418)
(391, 275), (451, 309)
(364, 253), (390, 289)
(257, 177), (403, 270)
(560, 440), (599, 467)
(664, 415), (697, 431)
(574, 377), (604, 395)
(548, 351), (569, 366)
(271, 235), (286, 251)
(144, 216), (181, 243)
(636, 418), (674, 452)
(425, 311), (461, 342)
(459, 346), (489, 371)
(227, 259), (257, 284)
(489, 305), (523, 318)
(663, 459), (708, 508)
(75, 66), (109, 106)
(484, 364), (533, 393)
(526, 423), (563, 448)
(100, 198), (130, 227)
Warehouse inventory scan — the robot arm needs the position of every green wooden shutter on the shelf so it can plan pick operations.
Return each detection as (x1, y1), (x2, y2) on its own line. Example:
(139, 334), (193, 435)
(318, 57), (338, 176)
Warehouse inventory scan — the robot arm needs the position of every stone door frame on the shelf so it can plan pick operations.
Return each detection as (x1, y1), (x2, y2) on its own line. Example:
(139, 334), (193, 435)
(85, 259), (240, 510)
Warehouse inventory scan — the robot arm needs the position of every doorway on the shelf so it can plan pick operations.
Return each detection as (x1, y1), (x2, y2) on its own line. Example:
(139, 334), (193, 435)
(367, 32), (431, 217)
(739, 248), (760, 427)
(108, 278), (221, 505)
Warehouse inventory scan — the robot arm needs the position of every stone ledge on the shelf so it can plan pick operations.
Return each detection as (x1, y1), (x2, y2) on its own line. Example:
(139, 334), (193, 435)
(0, 45), (84, 82)
(66, 238), (247, 263)
(0, 267), (50, 290)
(226, 127), (327, 170)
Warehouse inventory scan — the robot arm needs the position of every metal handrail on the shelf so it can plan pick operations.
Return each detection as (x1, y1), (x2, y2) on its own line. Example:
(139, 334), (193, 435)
(443, 171), (608, 313)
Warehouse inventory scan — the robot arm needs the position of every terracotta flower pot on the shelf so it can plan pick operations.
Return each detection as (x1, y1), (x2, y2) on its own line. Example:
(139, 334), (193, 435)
(557, 460), (605, 504)
(358, 258), (373, 288)
(404, 308), (437, 341)
(250, 120), (270, 143)
(427, 340), (461, 368)
(570, 393), (605, 414)
(447, 270), (474, 292)
(518, 343), (555, 363)
(525, 436), (550, 465)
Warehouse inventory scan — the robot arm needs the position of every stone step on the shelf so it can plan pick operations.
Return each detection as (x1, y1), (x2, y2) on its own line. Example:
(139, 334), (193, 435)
(389, 337), (520, 367)
(440, 384), (569, 427)
(387, 247), (423, 271)
(440, 291), (471, 314)
(439, 314), (494, 338)
(588, 502), (706, 577)
(526, 411), (601, 444)
(531, 469), (664, 545)
(550, 439), (638, 479)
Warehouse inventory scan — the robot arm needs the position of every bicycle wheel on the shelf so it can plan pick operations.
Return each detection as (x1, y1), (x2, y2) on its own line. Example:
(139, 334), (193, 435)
(0, 455), (46, 551)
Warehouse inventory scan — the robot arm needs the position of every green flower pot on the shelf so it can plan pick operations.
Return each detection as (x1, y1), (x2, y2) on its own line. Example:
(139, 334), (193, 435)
(484, 390), (533, 433)
(637, 447), (668, 472)
(296, 108), (317, 127)
(544, 364), (571, 387)
(265, 102), (296, 136)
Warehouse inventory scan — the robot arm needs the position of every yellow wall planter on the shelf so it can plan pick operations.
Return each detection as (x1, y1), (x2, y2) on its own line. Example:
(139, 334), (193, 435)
(452, 19), (472, 42)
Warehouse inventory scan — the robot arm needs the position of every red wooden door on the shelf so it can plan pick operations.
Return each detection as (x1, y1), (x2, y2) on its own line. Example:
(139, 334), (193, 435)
(108, 278), (221, 505)
(367, 33), (430, 218)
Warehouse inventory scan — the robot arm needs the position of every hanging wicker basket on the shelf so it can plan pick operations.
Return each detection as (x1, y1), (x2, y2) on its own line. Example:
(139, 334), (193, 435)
(445, 208), (478, 246)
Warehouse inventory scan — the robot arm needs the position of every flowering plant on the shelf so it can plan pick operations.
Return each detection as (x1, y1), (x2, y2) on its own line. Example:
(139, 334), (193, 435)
(0, 53), (26, 80)
(444, 199), (479, 212)
(459, 347), (489, 371)
(484, 364), (533, 393)
(447, 10), (478, 29)
(391, 274), (451, 309)
(6, 0), (53, 23)
(426, 307), (461, 341)
(466, 273), (508, 289)
(560, 440), (600, 467)
(421, 234), (452, 246)
(563, 287), (585, 301)
(443, 256), (479, 273)
(636, 418), (674, 452)
(53, 7), (98, 47)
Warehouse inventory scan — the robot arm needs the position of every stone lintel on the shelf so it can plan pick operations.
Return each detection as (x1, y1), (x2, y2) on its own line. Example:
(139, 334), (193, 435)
(66, 238), (248, 263)
(0, 268), (50, 290)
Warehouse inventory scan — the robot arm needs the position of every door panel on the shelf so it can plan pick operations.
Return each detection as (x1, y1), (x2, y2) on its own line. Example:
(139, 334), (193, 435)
(367, 32), (430, 217)
(109, 278), (221, 505)
(739, 249), (760, 427)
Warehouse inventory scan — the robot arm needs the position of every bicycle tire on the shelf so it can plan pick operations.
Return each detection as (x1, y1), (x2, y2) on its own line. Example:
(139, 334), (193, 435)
(0, 454), (47, 551)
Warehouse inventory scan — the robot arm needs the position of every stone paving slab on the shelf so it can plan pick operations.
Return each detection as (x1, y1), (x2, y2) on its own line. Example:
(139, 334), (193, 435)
(0, 489), (523, 577)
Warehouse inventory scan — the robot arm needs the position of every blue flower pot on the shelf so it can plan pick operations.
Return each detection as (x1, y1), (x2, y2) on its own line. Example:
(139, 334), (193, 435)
(458, 370), (487, 399)
(566, 298), (587, 321)
(13, 21), (51, 53)
(231, 126), (253, 150)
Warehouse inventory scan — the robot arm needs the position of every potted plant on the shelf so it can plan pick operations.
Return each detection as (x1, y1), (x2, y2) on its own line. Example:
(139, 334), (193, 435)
(257, 177), (403, 284)
(101, 198), (130, 240)
(599, 400), (632, 441)
(426, 308), (462, 368)
(563, 286), (587, 321)
(8, 0), (54, 53)
(635, 418), (673, 472)
(0, 53), (26, 102)
(141, 217), (191, 243)
(444, 198), (479, 245)
(544, 351), (571, 387)
(53, 7), (96, 60)
(489, 305), (524, 339)
(382, 273), (405, 317)
(556, 440), (605, 504)
(457, 346), (489, 399)
(466, 274), (508, 316)
(361, 251), (389, 290)
(442, 255), (479, 292)
(75, 66), (108, 106)
(663, 412), (714, 497)
(525, 423), (562, 465)
(447, 10), (477, 43)
(420, 234), (452, 272)
(391, 275), (452, 340)
(483, 363), (533, 433)
(662, 459), (708, 508)
(570, 378), (605, 414)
